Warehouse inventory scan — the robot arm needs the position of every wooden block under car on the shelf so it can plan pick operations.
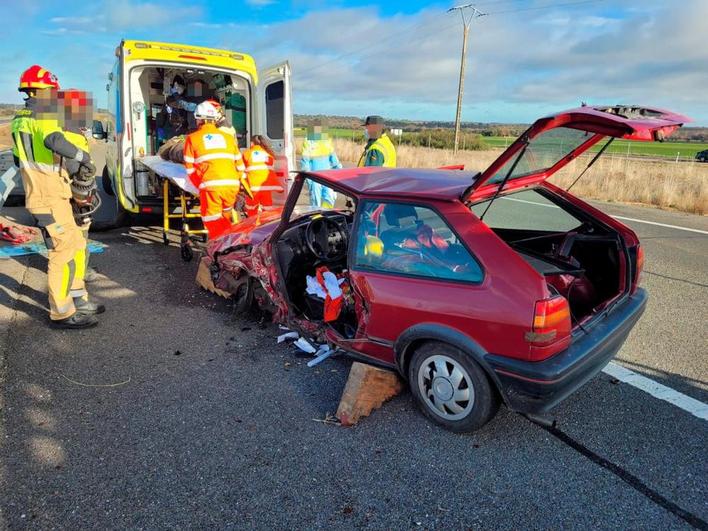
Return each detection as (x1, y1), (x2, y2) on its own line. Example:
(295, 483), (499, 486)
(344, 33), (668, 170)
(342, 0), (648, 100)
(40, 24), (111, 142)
(336, 362), (404, 426)
(195, 258), (231, 299)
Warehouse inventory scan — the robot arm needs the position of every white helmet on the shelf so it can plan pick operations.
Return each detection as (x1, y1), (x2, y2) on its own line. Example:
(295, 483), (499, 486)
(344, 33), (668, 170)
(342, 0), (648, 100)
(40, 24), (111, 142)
(194, 100), (222, 121)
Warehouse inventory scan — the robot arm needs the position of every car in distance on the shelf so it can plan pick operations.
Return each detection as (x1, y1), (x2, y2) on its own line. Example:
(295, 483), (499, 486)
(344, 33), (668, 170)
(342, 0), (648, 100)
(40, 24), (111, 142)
(205, 105), (687, 432)
(695, 149), (708, 162)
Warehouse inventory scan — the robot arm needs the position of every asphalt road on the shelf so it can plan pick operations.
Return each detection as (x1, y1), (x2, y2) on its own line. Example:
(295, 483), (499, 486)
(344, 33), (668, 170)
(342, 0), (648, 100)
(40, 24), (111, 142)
(0, 176), (706, 527)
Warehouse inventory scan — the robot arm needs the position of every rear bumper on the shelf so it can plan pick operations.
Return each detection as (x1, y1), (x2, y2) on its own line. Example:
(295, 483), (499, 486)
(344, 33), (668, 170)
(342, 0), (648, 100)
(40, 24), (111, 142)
(485, 288), (648, 414)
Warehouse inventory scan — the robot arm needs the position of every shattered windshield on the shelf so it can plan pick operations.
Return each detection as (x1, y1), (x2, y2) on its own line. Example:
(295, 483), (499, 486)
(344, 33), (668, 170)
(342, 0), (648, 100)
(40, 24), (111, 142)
(290, 177), (355, 221)
(487, 127), (595, 185)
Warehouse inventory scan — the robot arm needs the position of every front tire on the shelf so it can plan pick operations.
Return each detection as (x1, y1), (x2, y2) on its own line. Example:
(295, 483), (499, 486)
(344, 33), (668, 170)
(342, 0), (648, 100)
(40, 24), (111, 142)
(408, 342), (499, 433)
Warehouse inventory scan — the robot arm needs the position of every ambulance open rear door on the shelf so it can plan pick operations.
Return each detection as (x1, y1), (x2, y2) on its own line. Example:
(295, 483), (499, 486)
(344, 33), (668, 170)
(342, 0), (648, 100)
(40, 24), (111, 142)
(256, 61), (294, 201)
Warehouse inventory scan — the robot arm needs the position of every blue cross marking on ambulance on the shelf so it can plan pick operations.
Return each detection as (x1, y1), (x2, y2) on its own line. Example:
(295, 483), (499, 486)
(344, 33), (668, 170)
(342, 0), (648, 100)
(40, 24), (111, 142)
(205, 134), (213, 140)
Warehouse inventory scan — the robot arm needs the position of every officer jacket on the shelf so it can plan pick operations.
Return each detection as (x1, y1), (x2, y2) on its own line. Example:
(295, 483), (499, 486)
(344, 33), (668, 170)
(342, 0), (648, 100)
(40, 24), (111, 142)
(357, 132), (397, 168)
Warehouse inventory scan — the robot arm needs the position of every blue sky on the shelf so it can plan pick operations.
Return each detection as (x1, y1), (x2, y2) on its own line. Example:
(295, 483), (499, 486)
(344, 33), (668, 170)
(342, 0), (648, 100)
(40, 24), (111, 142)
(2, 0), (707, 125)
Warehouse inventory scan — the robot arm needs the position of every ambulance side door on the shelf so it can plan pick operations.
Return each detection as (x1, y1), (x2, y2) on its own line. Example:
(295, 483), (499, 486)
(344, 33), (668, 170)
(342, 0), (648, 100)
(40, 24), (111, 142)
(256, 61), (294, 203)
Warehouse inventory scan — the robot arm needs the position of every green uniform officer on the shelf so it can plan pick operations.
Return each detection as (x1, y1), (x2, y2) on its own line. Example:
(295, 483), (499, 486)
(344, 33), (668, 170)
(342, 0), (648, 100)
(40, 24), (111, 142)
(357, 115), (397, 168)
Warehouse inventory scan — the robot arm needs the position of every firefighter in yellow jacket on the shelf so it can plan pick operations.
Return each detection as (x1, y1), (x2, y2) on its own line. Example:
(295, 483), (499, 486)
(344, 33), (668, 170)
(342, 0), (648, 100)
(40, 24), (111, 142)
(11, 66), (102, 329)
(183, 100), (251, 240)
(59, 88), (101, 284)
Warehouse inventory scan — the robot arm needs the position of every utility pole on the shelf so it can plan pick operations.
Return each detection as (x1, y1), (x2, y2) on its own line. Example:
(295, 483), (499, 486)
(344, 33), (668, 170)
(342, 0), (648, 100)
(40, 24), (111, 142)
(449, 3), (486, 155)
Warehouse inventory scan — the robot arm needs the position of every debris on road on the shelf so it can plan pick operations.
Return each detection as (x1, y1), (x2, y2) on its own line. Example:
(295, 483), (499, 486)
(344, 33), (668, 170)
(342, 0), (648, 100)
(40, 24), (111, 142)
(195, 259), (230, 298)
(0, 222), (37, 245)
(336, 362), (404, 427)
(277, 331), (298, 343)
(0, 238), (105, 258)
(294, 336), (316, 354)
(307, 344), (336, 367)
(312, 412), (341, 426)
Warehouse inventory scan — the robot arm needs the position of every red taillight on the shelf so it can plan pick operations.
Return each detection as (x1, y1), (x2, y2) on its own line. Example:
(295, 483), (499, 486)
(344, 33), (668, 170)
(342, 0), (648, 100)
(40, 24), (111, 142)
(526, 295), (572, 360)
(141, 206), (153, 213)
(636, 245), (644, 285)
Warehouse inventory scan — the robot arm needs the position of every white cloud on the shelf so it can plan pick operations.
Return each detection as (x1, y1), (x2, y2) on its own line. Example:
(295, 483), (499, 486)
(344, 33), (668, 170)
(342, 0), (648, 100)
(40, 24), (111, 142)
(15, 0), (708, 124)
(103, 0), (201, 30)
(43, 1), (201, 33)
(212, 0), (708, 123)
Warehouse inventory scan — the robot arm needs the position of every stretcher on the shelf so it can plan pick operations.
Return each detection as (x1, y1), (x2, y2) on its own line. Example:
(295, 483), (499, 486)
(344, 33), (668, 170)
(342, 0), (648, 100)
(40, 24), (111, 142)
(139, 156), (206, 262)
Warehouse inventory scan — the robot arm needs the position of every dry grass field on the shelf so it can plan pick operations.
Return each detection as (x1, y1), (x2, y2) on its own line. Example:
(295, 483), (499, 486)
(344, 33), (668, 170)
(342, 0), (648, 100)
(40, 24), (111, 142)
(323, 139), (708, 215)
(2, 125), (705, 214)
(0, 123), (11, 150)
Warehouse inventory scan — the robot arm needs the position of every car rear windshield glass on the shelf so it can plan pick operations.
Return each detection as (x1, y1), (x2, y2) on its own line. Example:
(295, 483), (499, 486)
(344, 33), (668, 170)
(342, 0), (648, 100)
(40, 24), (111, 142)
(487, 127), (594, 185)
(470, 189), (581, 233)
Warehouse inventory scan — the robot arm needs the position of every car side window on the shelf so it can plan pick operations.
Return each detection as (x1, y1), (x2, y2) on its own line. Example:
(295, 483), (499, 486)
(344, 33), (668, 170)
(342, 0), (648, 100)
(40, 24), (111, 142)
(354, 201), (483, 283)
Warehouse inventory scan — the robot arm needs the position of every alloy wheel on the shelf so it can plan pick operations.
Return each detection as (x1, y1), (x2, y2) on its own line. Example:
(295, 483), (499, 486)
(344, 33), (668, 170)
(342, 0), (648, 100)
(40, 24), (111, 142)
(417, 354), (475, 420)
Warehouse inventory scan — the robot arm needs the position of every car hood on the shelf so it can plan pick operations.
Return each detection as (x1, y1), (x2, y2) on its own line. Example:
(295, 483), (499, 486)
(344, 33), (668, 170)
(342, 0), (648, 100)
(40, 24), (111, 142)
(463, 105), (689, 202)
(206, 208), (283, 257)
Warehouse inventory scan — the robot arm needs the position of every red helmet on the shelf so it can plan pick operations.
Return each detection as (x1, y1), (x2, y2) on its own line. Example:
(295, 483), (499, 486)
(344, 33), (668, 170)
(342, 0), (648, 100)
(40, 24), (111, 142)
(19, 65), (60, 92)
(58, 88), (90, 108)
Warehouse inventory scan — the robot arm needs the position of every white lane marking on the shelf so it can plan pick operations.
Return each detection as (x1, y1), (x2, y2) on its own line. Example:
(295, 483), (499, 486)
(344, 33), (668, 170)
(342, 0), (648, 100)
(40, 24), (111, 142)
(610, 216), (708, 235)
(500, 197), (708, 235)
(602, 362), (708, 421)
(501, 197), (557, 208)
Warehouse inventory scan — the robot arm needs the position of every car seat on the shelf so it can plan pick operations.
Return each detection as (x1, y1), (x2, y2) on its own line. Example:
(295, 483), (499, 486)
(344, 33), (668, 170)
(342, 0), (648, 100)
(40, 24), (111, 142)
(380, 204), (419, 248)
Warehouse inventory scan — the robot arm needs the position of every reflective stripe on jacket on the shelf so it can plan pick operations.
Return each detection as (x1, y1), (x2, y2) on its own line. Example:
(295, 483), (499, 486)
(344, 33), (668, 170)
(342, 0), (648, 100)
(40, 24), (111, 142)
(12, 108), (63, 173)
(357, 132), (397, 168)
(243, 145), (283, 193)
(183, 123), (245, 191)
(299, 138), (342, 172)
(11, 102), (75, 208)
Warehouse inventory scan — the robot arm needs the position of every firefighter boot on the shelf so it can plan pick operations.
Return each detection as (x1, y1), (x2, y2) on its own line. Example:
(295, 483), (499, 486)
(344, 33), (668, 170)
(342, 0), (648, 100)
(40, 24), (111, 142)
(73, 296), (105, 315)
(51, 312), (98, 329)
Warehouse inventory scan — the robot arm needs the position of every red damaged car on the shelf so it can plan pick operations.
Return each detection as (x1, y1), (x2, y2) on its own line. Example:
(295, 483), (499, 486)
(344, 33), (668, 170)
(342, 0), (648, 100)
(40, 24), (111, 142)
(205, 106), (687, 432)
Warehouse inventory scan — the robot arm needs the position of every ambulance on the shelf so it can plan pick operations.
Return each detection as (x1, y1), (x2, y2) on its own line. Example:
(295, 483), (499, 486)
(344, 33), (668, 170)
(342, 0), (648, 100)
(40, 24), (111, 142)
(96, 40), (293, 226)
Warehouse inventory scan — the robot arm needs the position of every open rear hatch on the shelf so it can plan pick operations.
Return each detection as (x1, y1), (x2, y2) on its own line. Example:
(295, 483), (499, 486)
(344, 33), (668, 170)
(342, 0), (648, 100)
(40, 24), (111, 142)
(463, 105), (689, 203)
(467, 105), (687, 330)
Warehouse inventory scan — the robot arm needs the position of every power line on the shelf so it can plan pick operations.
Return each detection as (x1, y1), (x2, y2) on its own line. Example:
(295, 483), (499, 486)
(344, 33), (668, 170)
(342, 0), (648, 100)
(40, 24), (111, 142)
(485, 0), (606, 16)
(293, 0), (607, 80)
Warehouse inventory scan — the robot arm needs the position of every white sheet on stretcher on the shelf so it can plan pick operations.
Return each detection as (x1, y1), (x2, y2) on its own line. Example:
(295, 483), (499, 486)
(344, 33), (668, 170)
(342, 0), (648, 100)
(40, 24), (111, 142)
(140, 156), (199, 196)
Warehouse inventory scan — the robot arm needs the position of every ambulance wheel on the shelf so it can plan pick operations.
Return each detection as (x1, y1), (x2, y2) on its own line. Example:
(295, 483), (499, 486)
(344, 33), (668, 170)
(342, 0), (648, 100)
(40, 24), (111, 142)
(181, 244), (193, 262)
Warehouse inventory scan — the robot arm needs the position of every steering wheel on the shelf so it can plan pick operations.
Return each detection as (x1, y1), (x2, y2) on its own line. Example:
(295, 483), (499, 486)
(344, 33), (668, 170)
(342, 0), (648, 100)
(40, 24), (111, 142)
(305, 216), (348, 262)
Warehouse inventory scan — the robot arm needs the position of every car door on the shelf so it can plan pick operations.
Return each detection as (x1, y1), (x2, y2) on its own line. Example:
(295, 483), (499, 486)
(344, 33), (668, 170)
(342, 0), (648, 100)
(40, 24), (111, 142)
(256, 61), (294, 204)
(347, 199), (486, 365)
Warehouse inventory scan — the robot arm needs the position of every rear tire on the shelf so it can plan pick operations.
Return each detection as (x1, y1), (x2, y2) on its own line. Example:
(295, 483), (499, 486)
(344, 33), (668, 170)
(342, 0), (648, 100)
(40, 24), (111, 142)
(90, 166), (129, 231)
(408, 342), (499, 433)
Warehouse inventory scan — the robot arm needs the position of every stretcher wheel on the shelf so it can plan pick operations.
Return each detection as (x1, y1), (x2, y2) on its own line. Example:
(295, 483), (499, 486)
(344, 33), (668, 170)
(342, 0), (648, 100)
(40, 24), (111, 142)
(181, 244), (193, 262)
(162, 232), (169, 245)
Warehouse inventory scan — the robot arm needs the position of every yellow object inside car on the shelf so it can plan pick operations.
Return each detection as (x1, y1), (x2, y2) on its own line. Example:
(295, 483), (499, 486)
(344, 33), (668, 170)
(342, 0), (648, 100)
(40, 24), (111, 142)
(364, 235), (384, 258)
